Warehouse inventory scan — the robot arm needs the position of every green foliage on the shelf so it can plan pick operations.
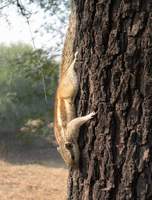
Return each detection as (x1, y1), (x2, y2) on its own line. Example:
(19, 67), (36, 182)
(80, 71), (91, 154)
(0, 43), (58, 134)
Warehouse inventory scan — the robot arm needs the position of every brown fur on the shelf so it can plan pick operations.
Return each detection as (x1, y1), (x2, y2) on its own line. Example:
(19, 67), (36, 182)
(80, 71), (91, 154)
(53, 3), (96, 167)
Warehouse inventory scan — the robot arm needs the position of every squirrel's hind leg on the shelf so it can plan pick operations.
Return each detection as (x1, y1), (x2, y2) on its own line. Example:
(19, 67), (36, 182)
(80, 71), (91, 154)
(58, 52), (78, 99)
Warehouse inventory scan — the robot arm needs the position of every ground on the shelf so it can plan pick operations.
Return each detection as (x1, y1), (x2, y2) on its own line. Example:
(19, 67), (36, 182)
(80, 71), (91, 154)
(0, 132), (68, 200)
(0, 161), (67, 200)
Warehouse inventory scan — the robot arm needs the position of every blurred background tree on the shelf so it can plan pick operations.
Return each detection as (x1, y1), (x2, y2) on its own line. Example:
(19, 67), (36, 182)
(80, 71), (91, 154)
(0, 43), (58, 138)
(0, 1), (69, 143)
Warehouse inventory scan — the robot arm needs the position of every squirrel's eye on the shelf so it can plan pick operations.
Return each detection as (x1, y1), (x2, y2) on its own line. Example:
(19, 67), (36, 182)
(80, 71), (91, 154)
(65, 142), (72, 150)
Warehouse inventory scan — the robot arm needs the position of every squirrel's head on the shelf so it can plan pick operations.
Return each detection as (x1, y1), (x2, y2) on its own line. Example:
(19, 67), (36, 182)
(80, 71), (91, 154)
(57, 142), (79, 167)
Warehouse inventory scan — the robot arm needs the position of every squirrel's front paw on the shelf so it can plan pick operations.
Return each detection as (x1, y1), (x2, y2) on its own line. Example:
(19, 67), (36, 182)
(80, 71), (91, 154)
(88, 111), (96, 119)
(74, 51), (78, 59)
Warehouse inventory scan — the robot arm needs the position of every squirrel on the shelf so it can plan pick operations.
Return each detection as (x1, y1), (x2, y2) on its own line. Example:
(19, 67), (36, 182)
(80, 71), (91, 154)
(53, 2), (96, 167)
(54, 52), (96, 167)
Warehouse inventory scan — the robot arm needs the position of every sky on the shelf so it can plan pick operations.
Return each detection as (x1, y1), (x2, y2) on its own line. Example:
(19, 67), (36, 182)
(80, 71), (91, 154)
(0, 9), (36, 46)
(0, 2), (68, 56)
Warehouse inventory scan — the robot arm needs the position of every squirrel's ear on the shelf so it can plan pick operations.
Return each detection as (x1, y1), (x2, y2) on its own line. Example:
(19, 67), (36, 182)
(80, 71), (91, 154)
(65, 142), (73, 150)
(57, 146), (61, 153)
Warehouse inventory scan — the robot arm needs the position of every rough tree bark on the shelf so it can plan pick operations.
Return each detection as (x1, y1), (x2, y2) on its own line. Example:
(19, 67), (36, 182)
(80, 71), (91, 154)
(65, 0), (152, 199)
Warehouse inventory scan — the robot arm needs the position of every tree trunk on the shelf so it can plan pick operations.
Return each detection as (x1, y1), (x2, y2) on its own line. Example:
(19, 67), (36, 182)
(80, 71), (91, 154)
(67, 0), (152, 199)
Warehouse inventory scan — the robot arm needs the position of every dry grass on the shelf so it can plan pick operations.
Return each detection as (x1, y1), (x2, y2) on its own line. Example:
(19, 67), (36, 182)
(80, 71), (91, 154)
(0, 160), (68, 200)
